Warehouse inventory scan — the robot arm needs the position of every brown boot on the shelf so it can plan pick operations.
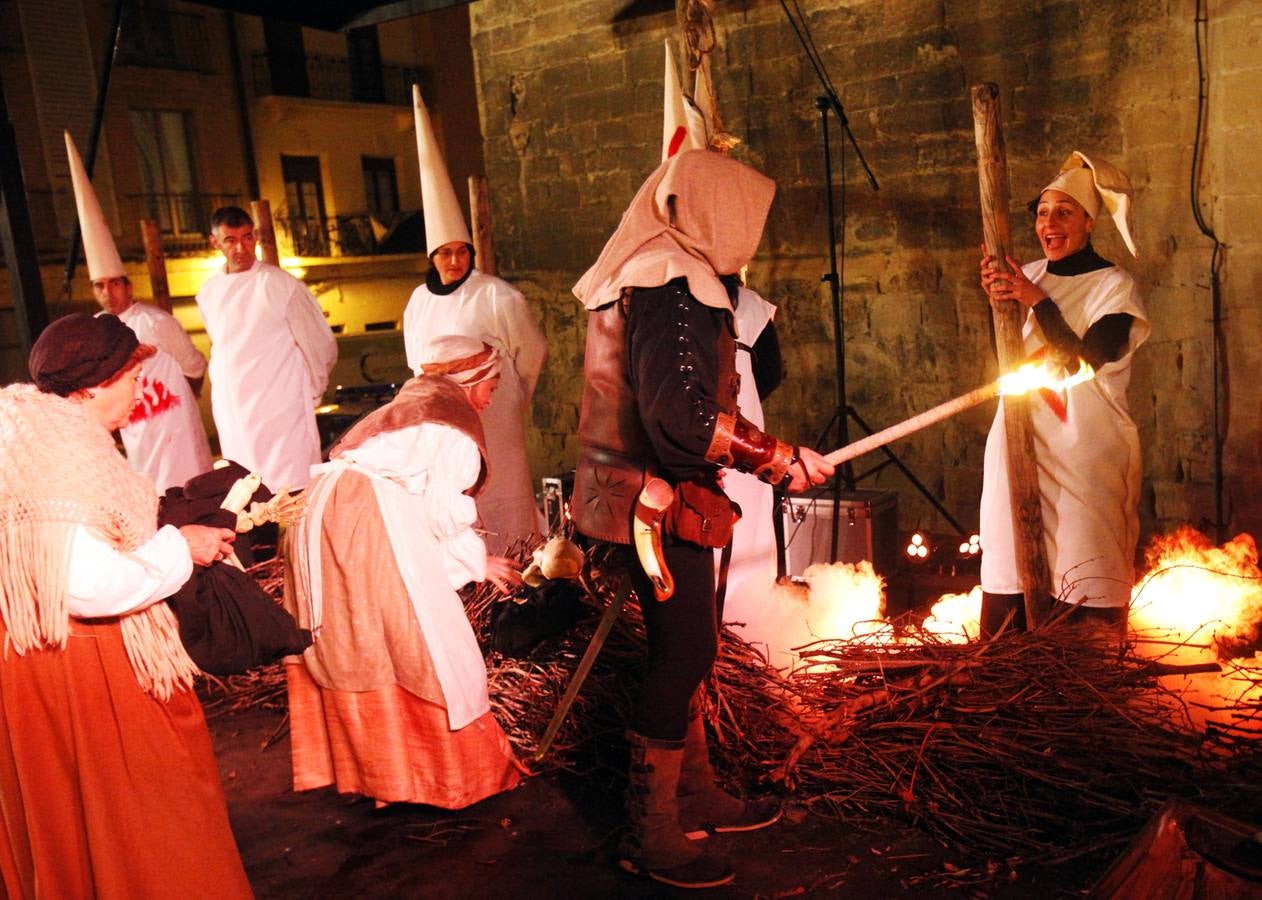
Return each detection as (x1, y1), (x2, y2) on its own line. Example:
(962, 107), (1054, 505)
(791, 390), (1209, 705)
(678, 713), (782, 840)
(618, 732), (734, 889)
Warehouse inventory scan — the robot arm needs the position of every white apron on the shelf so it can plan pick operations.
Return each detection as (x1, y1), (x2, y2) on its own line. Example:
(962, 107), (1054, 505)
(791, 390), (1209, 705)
(980, 261), (1149, 608)
(295, 424), (491, 730)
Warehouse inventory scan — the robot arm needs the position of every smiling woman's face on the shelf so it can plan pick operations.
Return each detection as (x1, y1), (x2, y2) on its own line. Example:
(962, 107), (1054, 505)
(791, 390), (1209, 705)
(1035, 189), (1095, 262)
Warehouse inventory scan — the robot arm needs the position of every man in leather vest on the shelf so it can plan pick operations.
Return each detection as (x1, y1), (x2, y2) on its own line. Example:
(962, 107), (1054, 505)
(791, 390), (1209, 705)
(571, 150), (834, 889)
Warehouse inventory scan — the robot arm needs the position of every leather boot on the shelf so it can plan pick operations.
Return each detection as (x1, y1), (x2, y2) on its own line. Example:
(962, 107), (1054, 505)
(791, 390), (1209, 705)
(618, 732), (734, 889)
(678, 712), (782, 839)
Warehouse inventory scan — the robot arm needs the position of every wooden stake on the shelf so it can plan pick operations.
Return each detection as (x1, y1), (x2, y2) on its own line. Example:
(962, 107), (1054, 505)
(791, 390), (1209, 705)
(139, 218), (172, 312)
(468, 175), (496, 276)
(250, 198), (280, 266)
(972, 82), (1051, 629)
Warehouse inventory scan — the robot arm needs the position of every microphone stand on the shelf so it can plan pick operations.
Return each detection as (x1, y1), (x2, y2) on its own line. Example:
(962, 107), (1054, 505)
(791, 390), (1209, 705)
(776, 0), (964, 579)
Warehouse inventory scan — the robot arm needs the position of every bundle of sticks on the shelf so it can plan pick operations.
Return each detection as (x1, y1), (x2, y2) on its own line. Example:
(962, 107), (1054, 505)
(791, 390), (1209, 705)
(208, 553), (1262, 868)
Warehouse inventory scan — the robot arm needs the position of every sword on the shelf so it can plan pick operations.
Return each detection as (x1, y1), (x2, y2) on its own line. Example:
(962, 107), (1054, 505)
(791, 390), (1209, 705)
(532, 576), (632, 763)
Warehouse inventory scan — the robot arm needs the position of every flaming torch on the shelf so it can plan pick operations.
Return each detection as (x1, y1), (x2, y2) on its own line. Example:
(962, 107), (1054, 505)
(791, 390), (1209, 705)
(823, 360), (1094, 467)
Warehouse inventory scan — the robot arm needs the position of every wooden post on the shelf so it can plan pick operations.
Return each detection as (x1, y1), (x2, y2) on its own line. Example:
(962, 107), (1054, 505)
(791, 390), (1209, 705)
(139, 219), (172, 312)
(468, 175), (496, 276)
(971, 82), (1051, 629)
(250, 198), (280, 266)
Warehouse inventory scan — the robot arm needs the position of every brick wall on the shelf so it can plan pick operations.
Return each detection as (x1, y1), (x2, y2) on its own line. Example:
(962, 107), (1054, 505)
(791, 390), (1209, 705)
(468, 0), (1262, 543)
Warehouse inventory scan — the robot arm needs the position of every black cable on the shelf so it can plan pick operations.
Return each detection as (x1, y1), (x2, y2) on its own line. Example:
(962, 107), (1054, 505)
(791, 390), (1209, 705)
(1191, 0), (1226, 540)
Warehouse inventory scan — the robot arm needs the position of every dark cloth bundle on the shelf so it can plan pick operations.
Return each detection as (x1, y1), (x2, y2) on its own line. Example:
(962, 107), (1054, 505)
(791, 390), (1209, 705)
(489, 580), (587, 658)
(158, 462), (311, 675)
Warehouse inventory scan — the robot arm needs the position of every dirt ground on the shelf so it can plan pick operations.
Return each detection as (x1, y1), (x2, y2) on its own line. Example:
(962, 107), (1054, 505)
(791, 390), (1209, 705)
(207, 702), (1102, 899)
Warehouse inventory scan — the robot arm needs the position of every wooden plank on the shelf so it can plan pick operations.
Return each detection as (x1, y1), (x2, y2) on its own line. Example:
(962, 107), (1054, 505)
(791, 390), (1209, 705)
(971, 82), (1051, 629)
(250, 198), (280, 266)
(468, 175), (496, 276)
(140, 219), (172, 312)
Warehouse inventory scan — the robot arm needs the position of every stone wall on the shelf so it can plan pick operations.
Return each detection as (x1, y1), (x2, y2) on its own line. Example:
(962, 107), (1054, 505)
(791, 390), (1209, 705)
(468, 0), (1262, 543)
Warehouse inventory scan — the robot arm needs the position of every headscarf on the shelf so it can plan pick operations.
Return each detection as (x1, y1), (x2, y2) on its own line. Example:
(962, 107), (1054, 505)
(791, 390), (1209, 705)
(418, 335), (502, 386)
(1040, 151), (1137, 258)
(29, 313), (142, 395)
(573, 149), (775, 312)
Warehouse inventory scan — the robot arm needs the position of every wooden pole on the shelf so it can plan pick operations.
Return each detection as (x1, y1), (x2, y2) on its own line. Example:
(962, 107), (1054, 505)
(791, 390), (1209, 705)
(139, 219), (172, 312)
(972, 82), (1051, 629)
(468, 175), (496, 276)
(250, 198), (280, 266)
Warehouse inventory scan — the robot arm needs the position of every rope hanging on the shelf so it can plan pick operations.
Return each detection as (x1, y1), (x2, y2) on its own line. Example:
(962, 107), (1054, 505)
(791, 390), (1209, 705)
(676, 0), (739, 152)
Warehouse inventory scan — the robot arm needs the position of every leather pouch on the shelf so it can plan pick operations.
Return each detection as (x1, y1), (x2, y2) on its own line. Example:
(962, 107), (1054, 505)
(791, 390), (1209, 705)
(664, 478), (738, 549)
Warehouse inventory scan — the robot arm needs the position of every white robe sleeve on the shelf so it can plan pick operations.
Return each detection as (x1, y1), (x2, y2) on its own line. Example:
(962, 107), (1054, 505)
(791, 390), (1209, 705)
(150, 313), (208, 379)
(492, 281), (547, 400)
(65, 524), (194, 618)
(284, 280), (338, 402)
(420, 423), (490, 589)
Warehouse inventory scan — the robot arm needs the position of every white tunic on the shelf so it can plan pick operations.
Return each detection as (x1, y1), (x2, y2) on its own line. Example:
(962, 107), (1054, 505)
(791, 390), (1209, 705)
(196, 261), (337, 491)
(720, 288), (779, 630)
(403, 270), (547, 552)
(117, 302), (212, 491)
(980, 261), (1150, 608)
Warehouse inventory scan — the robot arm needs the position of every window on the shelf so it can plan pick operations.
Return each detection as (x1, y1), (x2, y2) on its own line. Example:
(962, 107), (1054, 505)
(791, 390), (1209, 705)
(281, 155), (328, 256)
(361, 157), (399, 220)
(129, 109), (201, 235)
(263, 19), (309, 98)
(347, 26), (384, 103)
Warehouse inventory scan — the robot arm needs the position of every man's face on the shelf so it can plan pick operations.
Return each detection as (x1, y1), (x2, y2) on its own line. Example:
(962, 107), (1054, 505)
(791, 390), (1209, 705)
(92, 276), (133, 315)
(432, 241), (471, 286)
(211, 223), (259, 274)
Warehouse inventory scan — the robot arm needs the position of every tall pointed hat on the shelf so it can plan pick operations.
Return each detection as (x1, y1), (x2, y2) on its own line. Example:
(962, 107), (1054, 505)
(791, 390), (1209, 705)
(662, 41), (707, 161)
(412, 84), (472, 254)
(64, 131), (124, 280)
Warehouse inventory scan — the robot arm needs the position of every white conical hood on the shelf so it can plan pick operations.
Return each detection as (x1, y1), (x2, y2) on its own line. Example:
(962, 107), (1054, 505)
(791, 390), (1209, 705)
(412, 84), (471, 254)
(662, 41), (707, 161)
(65, 131), (124, 280)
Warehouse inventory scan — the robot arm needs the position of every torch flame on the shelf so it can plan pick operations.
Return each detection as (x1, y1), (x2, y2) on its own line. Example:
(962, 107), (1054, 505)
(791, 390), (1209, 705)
(996, 359), (1094, 396)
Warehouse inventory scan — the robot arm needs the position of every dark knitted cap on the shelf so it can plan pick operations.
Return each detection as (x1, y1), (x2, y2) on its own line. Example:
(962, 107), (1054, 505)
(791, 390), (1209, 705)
(29, 313), (140, 396)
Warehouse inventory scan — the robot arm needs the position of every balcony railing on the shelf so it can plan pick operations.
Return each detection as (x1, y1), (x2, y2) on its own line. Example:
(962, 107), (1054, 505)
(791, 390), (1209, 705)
(252, 52), (429, 107)
(117, 7), (212, 73)
(275, 210), (423, 258)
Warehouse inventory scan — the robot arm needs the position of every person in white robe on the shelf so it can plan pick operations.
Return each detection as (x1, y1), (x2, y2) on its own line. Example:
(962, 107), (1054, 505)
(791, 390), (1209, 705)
(979, 151), (1149, 635)
(94, 278), (213, 491)
(402, 86), (547, 554)
(64, 130), (212, 491)
(284, 335), (524, 808)
(196, 206), (337, 492)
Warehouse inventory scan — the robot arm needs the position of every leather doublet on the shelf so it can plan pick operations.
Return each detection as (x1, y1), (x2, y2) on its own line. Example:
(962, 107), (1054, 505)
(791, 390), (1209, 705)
(573, 296), (651, 544)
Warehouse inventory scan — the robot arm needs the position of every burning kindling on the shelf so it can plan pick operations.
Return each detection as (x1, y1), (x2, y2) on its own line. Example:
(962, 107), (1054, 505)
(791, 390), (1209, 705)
(216, 532), (1262, 872)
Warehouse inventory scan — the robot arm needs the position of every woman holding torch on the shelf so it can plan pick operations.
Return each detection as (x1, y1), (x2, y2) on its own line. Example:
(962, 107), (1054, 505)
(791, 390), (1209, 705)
(979, 152), (1149, 636)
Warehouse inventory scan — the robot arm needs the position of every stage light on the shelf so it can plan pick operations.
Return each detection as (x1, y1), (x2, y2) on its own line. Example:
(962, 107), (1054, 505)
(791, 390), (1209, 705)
(957, 533), (981, 558)
(905, 531), (932, 562)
